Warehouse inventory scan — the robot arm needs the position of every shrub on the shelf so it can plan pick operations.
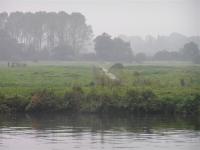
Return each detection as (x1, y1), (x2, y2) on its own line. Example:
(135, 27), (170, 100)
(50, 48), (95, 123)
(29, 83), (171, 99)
(0, 95), (28, 113)
(25, 90), (61, 112)
(133, 71), (140, 77)
(109, 63), (124, 70)
(126, 89), (157, 113)
(159, 98), (177, 114)
(63, 86), (85, 112)
(179, 94), (200, 115)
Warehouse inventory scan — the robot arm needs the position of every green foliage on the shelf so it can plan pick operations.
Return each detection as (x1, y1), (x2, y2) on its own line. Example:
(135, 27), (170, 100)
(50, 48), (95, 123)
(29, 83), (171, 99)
(25, 90), (62, 112)
(109, 63), (124, 70)
(63, 86), (85, 112)
(0, 94), (28, 113)
(126, 89), (157, 113)
(178, 94), (200, 115)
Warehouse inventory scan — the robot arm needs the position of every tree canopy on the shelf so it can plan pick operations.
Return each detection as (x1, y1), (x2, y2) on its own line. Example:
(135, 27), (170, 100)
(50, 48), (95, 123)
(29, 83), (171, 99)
(0, 11), (200, 63)
(0, 11), (93, 60)
(94, 33), (133, 62)
(180, 42), (200, 63)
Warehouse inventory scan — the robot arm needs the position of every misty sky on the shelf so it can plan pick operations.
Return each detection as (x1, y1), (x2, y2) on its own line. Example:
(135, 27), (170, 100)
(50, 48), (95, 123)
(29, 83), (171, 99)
(0, 0), (199, 37)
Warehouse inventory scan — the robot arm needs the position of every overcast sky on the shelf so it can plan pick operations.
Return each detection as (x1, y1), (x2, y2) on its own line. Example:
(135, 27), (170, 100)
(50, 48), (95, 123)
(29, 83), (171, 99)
(0, 0), (199, 37)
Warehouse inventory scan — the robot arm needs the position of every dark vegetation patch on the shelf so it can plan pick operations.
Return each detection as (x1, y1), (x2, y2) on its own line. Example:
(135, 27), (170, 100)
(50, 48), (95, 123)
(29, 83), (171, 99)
(0, 88), (199, 115)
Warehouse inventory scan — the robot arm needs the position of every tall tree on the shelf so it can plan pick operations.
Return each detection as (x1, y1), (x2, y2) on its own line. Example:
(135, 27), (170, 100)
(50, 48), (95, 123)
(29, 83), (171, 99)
(0, 11), (93, 60)
(0, 12), (8, 29)
(180, 42), (200, 63)
(0, 29), (22, 60)
(94, 33), (133, 62)
(69, 13), (93, 56)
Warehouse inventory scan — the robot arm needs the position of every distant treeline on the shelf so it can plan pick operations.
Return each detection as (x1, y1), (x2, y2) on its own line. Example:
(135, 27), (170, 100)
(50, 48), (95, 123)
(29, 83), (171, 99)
(0, 11), (200, 63)
(94, 33), (200, 64)
(0, 11), (92, 60)
(136, 41), (200, 64)
(120, 33), (200, 55)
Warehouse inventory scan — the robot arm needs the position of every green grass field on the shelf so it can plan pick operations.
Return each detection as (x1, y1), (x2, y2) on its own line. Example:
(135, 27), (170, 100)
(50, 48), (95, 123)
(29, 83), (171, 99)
(0, 65), (93, 95)
(0, 62), (200, 95)
(0, 62), (200, 114)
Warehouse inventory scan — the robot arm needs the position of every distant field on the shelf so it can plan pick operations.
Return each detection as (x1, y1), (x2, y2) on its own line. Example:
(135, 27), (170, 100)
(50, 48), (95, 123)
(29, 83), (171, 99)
(0, 61), (200, 97)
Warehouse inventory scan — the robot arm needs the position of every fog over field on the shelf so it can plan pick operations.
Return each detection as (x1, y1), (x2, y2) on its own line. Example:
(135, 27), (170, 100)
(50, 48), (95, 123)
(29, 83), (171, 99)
(0, 0), (200, 61)
(0, 0), (199, 37)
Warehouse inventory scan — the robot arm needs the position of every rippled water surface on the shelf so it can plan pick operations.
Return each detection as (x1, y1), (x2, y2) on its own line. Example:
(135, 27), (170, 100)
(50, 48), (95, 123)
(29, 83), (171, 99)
(0, 114), (200, 150)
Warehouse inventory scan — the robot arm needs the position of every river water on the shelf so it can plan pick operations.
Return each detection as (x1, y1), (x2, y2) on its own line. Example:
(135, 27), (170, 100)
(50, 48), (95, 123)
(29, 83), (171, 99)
(0, 114), (200, 150)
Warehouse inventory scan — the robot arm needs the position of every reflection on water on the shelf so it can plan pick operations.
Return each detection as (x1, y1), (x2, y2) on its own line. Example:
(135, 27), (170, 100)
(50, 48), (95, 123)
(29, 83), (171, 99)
(0, 113), (200, 150)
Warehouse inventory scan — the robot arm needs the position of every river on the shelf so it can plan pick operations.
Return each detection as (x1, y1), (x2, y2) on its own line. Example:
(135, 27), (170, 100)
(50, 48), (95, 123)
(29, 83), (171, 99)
(0, 114), (200, 150)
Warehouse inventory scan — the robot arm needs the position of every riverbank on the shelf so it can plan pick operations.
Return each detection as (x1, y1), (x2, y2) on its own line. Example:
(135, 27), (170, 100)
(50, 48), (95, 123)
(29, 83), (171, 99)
(0, 87), (200, 115)
(0, 64), (200, 115)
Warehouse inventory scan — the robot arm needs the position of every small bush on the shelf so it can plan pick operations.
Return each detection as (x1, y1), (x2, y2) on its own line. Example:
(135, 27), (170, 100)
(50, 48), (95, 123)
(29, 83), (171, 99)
(159, 98), (177, 114)
(25, 90), (61, 112)
(63, 86), (85, 112)
(109, 63), (124, 70)
(133, 71), (140, 77)
(179, 94), (200, 115)
(125, 89), (157, 113)
(0, 95), (28, 113)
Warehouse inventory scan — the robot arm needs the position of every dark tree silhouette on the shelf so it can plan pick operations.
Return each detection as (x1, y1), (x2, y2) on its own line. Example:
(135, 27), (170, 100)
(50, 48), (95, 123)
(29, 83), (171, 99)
(51, 44), (75, 60)
(0, 11), (93, 61)
(0, 29), (22, 60)
(0, 12), (8, 29)
(135, 53), (147, 63)
(180, 42), (200, 63)
(153, 50), (180, 61)
(94, 33), (133, 62)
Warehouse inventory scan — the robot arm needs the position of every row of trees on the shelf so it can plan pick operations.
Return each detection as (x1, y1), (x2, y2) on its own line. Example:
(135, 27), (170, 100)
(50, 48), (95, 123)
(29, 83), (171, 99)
(120, 33), (200, 56)
(134, 42), (200, 64)
(93, 33), (200, 64)
(152, 42), (200, 64)
(0, 11), (133, 62)
(0, 11), (200, 63)
(0, 11), (92, 60)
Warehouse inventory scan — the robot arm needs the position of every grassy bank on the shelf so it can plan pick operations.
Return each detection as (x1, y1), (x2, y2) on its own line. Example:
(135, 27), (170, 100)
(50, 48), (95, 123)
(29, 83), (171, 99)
(0, 63), (200, 115)
(0, 87), (200, 115)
